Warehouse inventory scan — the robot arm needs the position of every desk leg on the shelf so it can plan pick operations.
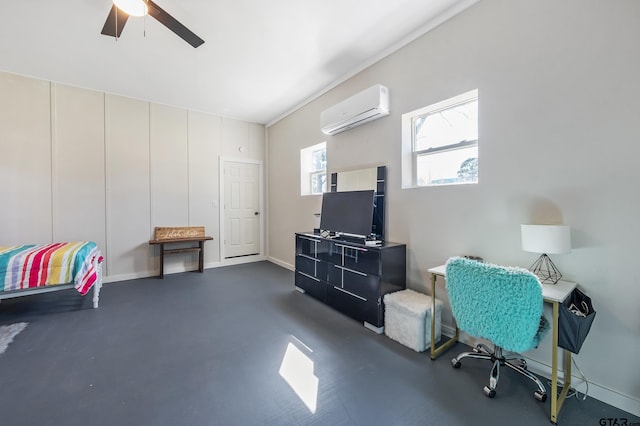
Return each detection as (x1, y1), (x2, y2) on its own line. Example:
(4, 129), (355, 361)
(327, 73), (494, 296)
(159, 243), (165, 279)
(562, 350), (572, 409)
(551, 300), (558, 423)
(430, 272), (458, 360)
(198, 241), (205, 273)
(550, 300), (572, 424)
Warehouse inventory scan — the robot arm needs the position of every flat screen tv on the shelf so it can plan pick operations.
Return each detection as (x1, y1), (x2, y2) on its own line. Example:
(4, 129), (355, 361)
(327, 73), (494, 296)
(320, 190), (375, 238)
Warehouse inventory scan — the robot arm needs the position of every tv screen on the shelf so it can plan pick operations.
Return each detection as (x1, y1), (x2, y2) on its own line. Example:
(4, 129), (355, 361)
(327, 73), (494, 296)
(320, 190), (375, 237)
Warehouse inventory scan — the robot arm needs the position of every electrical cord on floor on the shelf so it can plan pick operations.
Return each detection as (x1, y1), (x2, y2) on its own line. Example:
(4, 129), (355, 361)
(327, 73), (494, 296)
(547, 356), (589, 401)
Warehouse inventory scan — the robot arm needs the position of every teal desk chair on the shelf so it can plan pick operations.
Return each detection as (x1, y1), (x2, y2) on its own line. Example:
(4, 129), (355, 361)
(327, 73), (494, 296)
(445, 257), (550, 401)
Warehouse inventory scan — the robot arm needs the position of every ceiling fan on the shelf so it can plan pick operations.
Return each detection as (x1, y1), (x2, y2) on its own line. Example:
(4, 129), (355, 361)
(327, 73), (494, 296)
(101, 0), (205, 48)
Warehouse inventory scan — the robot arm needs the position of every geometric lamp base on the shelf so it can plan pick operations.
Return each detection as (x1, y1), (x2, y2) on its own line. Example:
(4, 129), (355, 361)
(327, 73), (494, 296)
(529, 253), (562, 285)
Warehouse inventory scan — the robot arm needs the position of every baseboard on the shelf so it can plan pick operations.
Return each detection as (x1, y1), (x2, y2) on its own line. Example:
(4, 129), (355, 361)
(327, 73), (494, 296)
(106, 258), (279, 284)
(268, 256), (294, 271)
(221, 254), (266, 266)
(441, 324), (457, 339)
(103, 261), (226, 283)
(102, 271), (157, 283)
(447, 329), (640, 417)
(522, 357), (640, 417)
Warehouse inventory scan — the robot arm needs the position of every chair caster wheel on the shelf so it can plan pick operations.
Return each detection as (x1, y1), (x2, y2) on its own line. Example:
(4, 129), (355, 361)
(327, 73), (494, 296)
(483, 386), (496, 398)
(451, 358), (461, 368)
(534, 391), (547, 402)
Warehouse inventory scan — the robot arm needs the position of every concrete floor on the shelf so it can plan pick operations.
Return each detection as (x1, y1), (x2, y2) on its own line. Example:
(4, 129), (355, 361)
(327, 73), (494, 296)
(0, 261), (637, 426)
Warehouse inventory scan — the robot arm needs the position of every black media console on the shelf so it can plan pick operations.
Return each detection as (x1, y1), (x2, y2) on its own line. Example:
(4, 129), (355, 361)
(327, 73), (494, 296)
(294, 232), (406, 333)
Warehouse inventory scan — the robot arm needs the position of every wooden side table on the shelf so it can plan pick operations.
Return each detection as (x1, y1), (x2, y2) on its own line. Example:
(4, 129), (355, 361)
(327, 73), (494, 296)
(149, 226), (213, 278)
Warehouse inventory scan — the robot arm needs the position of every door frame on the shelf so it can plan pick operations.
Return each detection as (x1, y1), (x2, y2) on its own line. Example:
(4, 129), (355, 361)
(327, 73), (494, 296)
(219, 157), (266, 265)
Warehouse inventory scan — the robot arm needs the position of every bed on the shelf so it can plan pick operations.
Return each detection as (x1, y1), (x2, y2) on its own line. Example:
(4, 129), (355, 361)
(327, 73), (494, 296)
(0, 242), (103, 308)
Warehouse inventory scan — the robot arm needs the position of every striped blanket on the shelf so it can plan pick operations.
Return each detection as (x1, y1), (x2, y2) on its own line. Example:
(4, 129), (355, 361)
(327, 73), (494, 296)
(0, 242), (103, 296)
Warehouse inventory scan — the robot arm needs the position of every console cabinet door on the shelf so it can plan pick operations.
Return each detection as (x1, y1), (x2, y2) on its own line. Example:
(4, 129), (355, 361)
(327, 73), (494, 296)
(295, 270), (327, 301)
(326, 285), (382, 327)
(331, 243), (380, 275)
(342, 268), (380, 301)
(296, 235), (325, 257)
(327, 264), (380, 301)
(295, 235), (329, 301)
(296, 254), (327, 280)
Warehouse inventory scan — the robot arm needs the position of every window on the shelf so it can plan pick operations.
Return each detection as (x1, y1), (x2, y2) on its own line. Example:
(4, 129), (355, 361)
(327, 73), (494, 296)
(401, 89), (478, 187)
(300, 142), (326, 195)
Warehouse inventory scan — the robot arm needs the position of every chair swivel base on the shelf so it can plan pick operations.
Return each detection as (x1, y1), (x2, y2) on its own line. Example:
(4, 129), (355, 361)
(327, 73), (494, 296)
(451, 344), (547, 402)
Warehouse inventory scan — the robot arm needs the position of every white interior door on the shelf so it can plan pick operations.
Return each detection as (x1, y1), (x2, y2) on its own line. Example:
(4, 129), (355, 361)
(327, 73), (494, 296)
(224, 161), (260, 258)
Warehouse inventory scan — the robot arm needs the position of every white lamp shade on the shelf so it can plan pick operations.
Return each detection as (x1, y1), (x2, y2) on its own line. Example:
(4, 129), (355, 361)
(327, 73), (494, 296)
(521, 224), (571, 254)
(113, 0), (148, 17)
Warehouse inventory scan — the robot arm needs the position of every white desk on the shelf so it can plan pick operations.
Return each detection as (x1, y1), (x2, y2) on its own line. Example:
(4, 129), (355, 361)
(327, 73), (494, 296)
(427, 265), (576, 424)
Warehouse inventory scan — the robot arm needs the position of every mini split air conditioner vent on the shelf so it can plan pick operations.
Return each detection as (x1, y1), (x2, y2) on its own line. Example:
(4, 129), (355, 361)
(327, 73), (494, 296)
(320, 84), (390, 135)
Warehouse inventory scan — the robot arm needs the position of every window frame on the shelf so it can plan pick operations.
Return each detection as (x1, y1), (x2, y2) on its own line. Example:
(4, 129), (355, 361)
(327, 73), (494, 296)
(401, 89), (478, 188)
(309, 170), (326, 195)
(300, 142), (327, 196)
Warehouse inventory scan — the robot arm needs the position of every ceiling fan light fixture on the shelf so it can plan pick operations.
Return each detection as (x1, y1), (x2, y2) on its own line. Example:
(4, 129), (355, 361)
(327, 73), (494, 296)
(102, 0), (205, 47)
(113, 0), (148, 17)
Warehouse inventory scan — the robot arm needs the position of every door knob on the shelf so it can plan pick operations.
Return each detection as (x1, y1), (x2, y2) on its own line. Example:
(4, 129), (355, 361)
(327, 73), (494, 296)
(254, 212), (260, 216)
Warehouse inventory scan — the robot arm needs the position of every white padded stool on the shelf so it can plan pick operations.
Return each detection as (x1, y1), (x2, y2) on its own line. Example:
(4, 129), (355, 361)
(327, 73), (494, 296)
(384, 289), (443, 352)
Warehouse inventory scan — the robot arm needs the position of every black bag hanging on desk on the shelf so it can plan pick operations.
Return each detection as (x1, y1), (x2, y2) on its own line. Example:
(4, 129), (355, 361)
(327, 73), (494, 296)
(558, 288), (596, 354)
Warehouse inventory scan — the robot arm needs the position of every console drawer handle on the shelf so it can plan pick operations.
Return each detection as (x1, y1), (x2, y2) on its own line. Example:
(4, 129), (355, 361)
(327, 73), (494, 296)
(297, 254), (320, 262)
(300, 236), (321, 243)
(333, 286), (367, 301)
(298, 271), (320, 282)
(334, 243), (368, 252)
(333, 265), (367, 277)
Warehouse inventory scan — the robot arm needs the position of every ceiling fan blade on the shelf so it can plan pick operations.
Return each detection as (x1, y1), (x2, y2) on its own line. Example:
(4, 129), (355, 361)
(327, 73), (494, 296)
(101, 4), (130, 38)
(147, 0), (205, 48)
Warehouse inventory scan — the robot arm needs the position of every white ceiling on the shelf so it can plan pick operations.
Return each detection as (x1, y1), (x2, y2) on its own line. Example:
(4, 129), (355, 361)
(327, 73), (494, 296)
(0, 0), (476, 125)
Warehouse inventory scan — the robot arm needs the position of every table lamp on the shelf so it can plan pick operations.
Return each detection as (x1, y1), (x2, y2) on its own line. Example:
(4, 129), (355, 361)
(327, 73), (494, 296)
(521, 224), (571, 284)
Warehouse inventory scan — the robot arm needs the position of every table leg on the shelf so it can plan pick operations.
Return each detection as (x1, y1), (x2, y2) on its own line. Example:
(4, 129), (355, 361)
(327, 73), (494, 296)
(199, 241), (205, 273)
(430, 272), (458, 360)
(159, 243), (165, 279)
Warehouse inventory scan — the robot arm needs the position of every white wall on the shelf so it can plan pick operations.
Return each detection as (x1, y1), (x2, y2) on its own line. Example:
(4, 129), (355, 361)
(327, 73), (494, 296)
(0, 71), (265, 281)
(105, 94), (152, 278)
(188, 111), (224, 265)
(52, 84), (106, 256)
(0, 74), (52, 243)
(267, 0), (640, 415)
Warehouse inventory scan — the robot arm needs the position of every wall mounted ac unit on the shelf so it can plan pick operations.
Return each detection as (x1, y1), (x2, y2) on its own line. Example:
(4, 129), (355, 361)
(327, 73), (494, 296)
(321, 84), (390, 135)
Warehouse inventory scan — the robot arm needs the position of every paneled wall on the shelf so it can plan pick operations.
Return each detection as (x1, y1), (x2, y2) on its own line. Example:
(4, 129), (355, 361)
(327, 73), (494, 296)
(150, 104), (189, 227)
(52, 84), (106, 258)
(0, 74), (52, 243)
(105, 94), (152, 278)
(187, 111), (223, 265)
(0, 71), (265, 281)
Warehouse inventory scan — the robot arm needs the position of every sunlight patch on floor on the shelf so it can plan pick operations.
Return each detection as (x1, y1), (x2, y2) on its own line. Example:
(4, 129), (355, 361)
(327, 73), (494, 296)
(278, 339), (318, 413)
